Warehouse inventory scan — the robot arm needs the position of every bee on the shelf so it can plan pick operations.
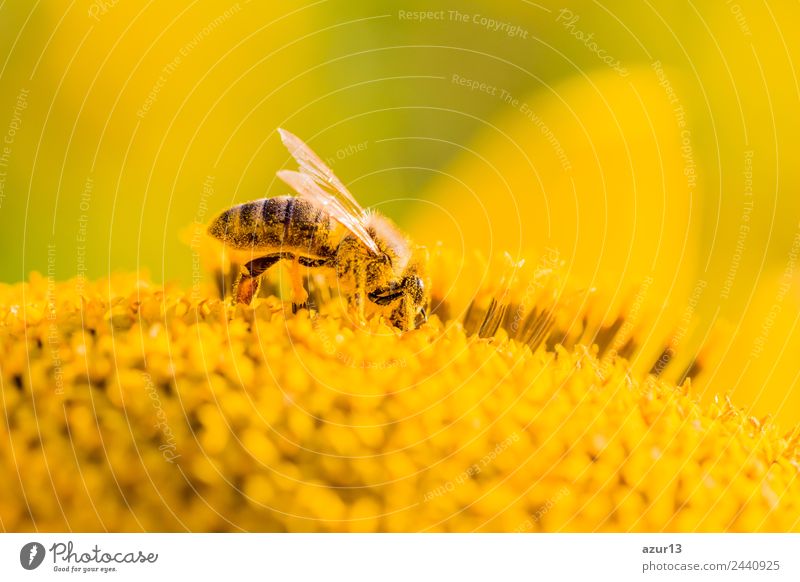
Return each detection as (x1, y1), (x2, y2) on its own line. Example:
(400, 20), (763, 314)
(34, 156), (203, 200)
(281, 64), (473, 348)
(207, 128), (429, 331)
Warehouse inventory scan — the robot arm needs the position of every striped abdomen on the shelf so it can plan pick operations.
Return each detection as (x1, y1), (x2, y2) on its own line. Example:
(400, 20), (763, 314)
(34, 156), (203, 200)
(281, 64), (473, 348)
(207, 196), (335, 256)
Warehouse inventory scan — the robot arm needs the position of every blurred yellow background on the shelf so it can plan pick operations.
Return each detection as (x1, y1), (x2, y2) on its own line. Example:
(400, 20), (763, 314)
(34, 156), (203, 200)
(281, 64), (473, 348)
(1, 1), (799, 424)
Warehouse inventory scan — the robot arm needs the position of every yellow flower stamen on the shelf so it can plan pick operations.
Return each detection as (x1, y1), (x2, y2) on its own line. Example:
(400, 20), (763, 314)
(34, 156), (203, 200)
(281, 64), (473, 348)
(1, 256), (798, 532)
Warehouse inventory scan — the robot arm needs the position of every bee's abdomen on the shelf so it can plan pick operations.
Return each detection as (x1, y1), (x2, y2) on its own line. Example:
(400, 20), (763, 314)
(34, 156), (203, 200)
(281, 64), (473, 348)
(208, 196), (333, 254)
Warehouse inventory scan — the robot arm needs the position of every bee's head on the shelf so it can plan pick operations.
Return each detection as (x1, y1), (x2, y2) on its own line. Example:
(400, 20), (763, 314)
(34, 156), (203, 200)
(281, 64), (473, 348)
(367, 246), (430, 331)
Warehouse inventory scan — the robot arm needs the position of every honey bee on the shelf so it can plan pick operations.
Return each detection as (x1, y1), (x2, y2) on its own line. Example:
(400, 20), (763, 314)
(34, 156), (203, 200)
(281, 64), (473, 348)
(207, 128), (429, 331)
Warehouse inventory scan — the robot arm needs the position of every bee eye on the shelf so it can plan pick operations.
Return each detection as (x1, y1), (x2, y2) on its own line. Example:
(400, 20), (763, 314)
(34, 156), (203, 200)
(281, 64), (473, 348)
(405, 276), (425, 303)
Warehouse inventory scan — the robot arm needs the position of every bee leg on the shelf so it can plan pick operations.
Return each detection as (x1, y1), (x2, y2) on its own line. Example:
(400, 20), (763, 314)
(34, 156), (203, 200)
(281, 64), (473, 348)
(288, 260), (309, 313)
(349, 266), (367, 326)
(401, 298), (415, 331)
(388, 298), (414, 331)
(233, 269), (261, 306)
(213, 267), (227, 300)
(233, 255), (281, 305)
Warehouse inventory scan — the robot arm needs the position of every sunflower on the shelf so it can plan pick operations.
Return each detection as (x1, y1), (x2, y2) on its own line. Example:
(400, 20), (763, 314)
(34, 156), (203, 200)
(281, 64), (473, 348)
(1, 249), (798, 533)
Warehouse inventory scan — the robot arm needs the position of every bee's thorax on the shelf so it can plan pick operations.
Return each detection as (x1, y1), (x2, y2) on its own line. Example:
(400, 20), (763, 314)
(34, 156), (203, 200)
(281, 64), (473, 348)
(365, 213), (412, 276)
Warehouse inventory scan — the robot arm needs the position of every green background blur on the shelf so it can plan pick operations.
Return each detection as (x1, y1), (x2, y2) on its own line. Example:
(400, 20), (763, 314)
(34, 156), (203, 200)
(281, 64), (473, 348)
(2, 1), (800, 423)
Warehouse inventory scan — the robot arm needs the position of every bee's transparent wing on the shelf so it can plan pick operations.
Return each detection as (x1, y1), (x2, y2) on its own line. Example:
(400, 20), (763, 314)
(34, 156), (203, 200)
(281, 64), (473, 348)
(277, 128), (380, 256)
(277, 170), (380, 256)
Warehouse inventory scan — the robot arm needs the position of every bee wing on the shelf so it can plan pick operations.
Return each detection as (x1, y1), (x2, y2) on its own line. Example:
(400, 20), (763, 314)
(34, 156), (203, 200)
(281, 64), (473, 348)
(277, 128), (381, 256)
(277, 169), (381, 256)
